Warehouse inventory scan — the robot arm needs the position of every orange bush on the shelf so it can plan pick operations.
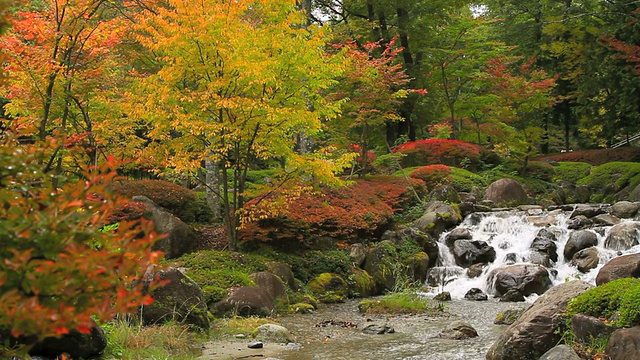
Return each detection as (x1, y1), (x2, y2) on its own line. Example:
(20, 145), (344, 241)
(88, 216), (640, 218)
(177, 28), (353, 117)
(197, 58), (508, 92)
(392, 139), (484, 168)
(409, 164), (452, 189)
(239, 176), (425, 248)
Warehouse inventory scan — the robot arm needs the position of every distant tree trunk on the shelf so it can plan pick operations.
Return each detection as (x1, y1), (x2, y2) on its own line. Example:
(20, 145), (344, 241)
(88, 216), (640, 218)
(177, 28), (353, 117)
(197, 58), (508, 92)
(205, 159), (221, 221)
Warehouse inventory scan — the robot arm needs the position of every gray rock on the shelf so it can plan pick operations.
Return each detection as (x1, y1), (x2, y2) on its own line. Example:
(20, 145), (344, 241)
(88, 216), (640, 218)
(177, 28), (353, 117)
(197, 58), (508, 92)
(593, 214), (621, 226)
(433, 292), (451, 301)
(254, 324), (294, 343)
(571, 204), (607, 218)
(267, 262), (298, 291)
(567, 215), (593, 230)
(362, 323), (395, 335)
(349, 243), (367, 268)
(571, 247), (599, 273)
(611, 201), (640, 219)
(531, 228), (558, 263)
(488, 264), (552, 297)
(564, 230), (598, 261)
(596, 253), (640, 285)
(606, 326), (640, 360)
(527, 215), (558, 227)
(141, 266), (210, 330)
(30, 324), (106, 360)
(604, 222), (640, 251)
(426, 266), (464, 288)
(428, 185), (460, 203)
(133, 196), (198, 259)
(444, 227), (473, 248)
(382, 227), (439, 267)
(571, 313), (615, 343)
(215, 286), (275, 317)
(539, 345), (581, 360)
(464, 288), (488, 301)
(499, 289), (525, 302)
(466, 263), (485, 278)
(484, 178), (530, 207)
(630, 184), (640, 202)
(452, 240), (496, 267)
(249, 271), (289, 304)
(437, 321), (478, 340)
(248, 341), (263, 349)
(414, 201), (462, 238)
(486, 280), (593, 360)
(494, 307), (526, 325)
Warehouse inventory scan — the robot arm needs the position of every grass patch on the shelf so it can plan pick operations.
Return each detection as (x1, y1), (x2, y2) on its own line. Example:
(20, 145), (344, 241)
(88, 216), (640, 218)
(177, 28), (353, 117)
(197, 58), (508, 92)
(102, 319), (204, 360)
(357, 291), (444, 314)
(449, 167), (488, 192)
(210, 316), (274, 339)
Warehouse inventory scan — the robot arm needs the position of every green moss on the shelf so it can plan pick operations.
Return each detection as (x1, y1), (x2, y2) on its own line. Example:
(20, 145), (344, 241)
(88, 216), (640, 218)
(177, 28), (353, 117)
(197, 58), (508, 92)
(449, 167), (488, 192)
(578, 162), (640, 202)
(552, 162), (592, 183)
(289, 303), (315, 314)
(349, 268), (376, 298)
(164, 250), (270, 304)
(566, 278), (640, 327)
(307, 273), (349, 299)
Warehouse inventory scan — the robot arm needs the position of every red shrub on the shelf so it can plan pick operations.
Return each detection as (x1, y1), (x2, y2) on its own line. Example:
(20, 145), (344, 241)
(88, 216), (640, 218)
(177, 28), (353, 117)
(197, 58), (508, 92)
(107, 201), (148, 223)
(392, 139), (484, 168)
(536, 147), (640, 166)
(110, 179), (198, 222)
(239, 176), (425, 248)
(409, 164), (452, 188)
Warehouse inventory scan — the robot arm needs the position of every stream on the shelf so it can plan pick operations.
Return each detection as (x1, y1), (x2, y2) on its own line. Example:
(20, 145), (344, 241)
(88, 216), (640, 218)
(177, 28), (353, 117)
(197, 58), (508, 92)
(202, 206), (639, 359)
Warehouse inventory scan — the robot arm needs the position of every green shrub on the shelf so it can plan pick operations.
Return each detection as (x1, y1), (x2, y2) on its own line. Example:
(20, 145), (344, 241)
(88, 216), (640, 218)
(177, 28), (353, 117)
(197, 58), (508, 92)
(552, 162), (592, 183)
(566, 278), (640, 327)
(449, 167), (488, 192)
(303, 250), (352, 280)
(577, 162), (640, 202)
(524, 161), (555, 182)
(537, 147), (640, 166)
(111, 179), (202, 223)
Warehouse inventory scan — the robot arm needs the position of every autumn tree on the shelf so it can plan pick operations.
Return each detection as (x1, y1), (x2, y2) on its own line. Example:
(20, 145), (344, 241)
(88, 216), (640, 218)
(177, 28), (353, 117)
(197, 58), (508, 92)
(116, 0), (352, 250)
(0, 126), (162, 357)
(479, 56), (556, 170)
(0, 0), (138, 185)
(325, 38), (419, 177)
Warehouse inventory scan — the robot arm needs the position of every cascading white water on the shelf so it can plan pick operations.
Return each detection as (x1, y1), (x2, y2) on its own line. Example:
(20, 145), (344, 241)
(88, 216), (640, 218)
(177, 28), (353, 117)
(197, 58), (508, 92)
(425, 209), (639, 300)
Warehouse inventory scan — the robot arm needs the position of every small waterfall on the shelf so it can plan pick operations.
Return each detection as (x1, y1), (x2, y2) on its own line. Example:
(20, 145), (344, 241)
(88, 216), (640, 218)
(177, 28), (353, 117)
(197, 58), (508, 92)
(424, 209), (637, 300)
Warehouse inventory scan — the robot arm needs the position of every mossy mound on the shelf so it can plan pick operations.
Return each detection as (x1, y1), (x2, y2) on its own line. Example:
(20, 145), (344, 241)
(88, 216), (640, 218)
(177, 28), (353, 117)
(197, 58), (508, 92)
(307, 273), (349, 303)
(551, 162), (592, 183)
(578, 162), (640, 202)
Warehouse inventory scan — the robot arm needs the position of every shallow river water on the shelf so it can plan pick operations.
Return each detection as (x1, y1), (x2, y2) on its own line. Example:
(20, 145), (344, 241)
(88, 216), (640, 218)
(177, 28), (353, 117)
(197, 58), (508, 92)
(203, 298), (516, 360)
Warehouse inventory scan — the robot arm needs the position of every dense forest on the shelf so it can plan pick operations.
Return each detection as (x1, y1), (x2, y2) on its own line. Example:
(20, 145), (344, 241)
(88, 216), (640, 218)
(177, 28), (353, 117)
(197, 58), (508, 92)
(1, 0), (640, 357)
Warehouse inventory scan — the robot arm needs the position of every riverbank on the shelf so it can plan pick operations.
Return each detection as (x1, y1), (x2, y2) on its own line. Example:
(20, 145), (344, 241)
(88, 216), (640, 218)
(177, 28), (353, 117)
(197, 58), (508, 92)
(200, 298), (515, 360)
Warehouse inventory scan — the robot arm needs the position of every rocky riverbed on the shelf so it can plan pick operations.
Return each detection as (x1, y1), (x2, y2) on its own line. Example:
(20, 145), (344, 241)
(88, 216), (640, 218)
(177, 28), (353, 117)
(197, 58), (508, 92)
(200, 297), (516, 360)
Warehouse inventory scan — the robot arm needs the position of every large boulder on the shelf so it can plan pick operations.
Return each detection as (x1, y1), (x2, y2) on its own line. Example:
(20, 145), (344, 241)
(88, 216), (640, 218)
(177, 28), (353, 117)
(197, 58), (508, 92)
(604, 222), (640, 251)
(606, 326), (640, 360)
(363, 241), (399, 293)
(539, 345), (581, 360)
(215, 286), (275, 317)
(571, 204), (607, 219)
(452, 240), (496, 267)
(571, 247), (600, 273)
(249, 271), (289, 304)
(349, 243), (367, 268)
(350, 268), (376, 298)
(486, 280), (593, 360)
(428, 185), (461, 203)
(30, 324), (107, 360)
(307, 273), (350, 302)
(382, 227), (439, 267)
(596, 253), (640, 285)
(555, 181), (591, 204)
(266, 262), (298, 291)
(611, 201), (640, 219)
(444, 227), (473, 248)
(426, 266), (464, 288)
(530, 228), (558, 263)
(414, 201), (462, 238)
(571, 314), (615, 343)
(404, 252), (430, 283)
(484, 178), (529, 207)
(141, 266), (209, 330)
(436, 321), (478, 340)
(630, 184), (640, 202)
(254, 324), (295, 343)
(488, 264), (552, 297)
(132, 196), (198, 259)
(564, 230), (598, 261)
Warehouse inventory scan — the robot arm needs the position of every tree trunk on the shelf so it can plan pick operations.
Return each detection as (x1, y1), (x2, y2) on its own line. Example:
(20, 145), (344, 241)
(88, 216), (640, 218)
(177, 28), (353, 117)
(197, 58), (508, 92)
(205, 158), (221, 221)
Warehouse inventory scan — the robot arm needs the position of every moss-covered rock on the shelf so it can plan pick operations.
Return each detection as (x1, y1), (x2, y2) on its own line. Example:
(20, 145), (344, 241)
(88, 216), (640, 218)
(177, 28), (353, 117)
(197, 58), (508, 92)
(349, 268), (376, 298)
(404, 252), (430, 284)
(578, 162), (640, 202)
(289, 303), (315, 314)
(363, 241), (399, 293)
(307, 273), (349, 303)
